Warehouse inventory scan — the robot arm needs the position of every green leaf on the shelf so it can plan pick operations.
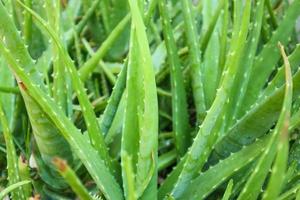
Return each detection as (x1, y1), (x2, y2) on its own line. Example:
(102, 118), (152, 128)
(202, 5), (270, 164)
(222, 180), (233, 200)
(181, 134), (271, 200)
(238, 43), (293, 200)
(122, 1), (158, 199)
(0, 97), (26, 200)
(159, 0), (190, 156)
(262, 44), (292, 200)
(0, 180), (31, 200)
(53, 157), (93, 200)
(0, 35), (123, 200)
(17, 0), (115, 174)
(180, 0), (206, 121)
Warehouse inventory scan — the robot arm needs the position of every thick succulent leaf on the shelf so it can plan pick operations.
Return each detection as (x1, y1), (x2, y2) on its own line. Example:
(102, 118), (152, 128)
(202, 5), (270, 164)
(0, 56), (15, 129)
(242, 0), (300, 112)
(121, 27), (140, 199)
(201, 0), (224, 108)
(18, 1), (115, 173)
(262, 44), (292, 200)
(0, 180), (31, 200)
(123, 1), (158, 198)
(159, 0), (190, 156)
(222, 180), (233, 200)
(213, 65), (300, 158)
(237, 44), (292, 200)
(0, 2), (73, 189)
(180, 134), (270, 200)
(0, 99), (26, 200)
(78, 14), (131, 82)
(101, 63), (127, 136)
(0, 39), (123, 200)
(18, 155), (32, 198)
(122, 152), (137, 200)
(53, 157), (93, 200)
(165, 1), (252, 198)
(180, 0), (206, 122)
(231, 0), (265, 122)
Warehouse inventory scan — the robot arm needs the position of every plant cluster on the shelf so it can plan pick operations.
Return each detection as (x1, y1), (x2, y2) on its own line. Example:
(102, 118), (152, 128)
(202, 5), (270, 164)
(0, 0), (300, 199)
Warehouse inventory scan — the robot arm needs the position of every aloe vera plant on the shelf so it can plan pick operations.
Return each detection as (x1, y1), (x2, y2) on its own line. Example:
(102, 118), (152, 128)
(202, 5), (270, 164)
(0, 0), (300, 200)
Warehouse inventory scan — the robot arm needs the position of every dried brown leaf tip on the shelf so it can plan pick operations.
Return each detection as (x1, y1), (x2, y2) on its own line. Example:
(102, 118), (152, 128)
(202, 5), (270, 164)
(29, 194), (41, 200)
(19, 154), (28, 164)
(18, 81), (27, 91)
(52, 157), (67, 172)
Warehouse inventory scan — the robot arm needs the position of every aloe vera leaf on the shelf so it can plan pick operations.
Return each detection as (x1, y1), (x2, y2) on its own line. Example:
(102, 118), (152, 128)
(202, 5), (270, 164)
(99, 0), (110, 34)
(81, 0), (102, 43)
(159, 0), (190, 156)
(23, 0), (32, 45)
(222, 180), (233, 200)
(75, 0), (100, 37)
(52, 157), (93, 200)
(44, 0), (70, 114)
(213, 65), (300, 158)
(0, 2), (42, 87)
(237, 43), (293, 200)
(0, 56), (15, 129)
(261, 44), (300, 98)
(201, 0), (223, 108)
(104, 93), (125, 145)
(213, 45), (300, 158)
(218, 0), (228, 75)
(19, 1), (116, 173)
(122, 1), (158, 199)
(241, 0), (300, 113)
(230, 0), (265, 122)
(278, 183), (300, 200)
(144, 0), (158, 25)
(166, 1), (251, 198)
(131, 1), (158, 197)
(199, 0), (225, 55)
(180, 0), (206, 122)
(101, 64), (127, 136)
(106, 0), (130, 60)
(266, 0), (278, 28)
(78, 14), (131, 82)
(0, 86), (19, 94)
(0, 2), (72, 188)
(81, 38), (117, 85)
(297, 190), (300, 200)
(261, 44), (292, 200)
(0, 180), (31, 200)
(0, 42), (124, 200)
(158, 156), (187, 199)
(179, 134), (269, 200)
(121, 27), (140, 199)
(122, 152), (137, 200)
(0, 98), (26, 200)
(158, 149), (177, 172)
(18, 155), (32, 198)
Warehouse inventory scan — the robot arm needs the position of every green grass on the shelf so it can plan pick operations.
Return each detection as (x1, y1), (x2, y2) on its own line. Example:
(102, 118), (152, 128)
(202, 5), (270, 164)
(0, 0), (300, 199)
